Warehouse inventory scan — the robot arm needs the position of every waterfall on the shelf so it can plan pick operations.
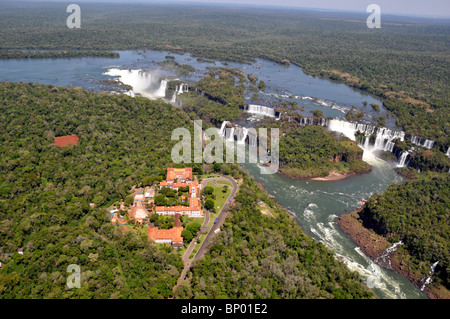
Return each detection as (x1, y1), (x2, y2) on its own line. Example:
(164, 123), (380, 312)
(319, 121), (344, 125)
(248, 130), (258, 147)
(421, 260), (440, 291)
(245, 104), (276, 117)
(327, 119), (405, 153)
(411, 135), (435, 149)
(430, 260), (440, 273)
(219, 121), (229, 137)
(104, 68), (170, 100)
(177, 84), (189, 94)
(299, 117), (316, 126)
(169, 83), (189, 105)
(397, 151), (410, 168)
(375, 241), (403, 269)
(446, 147), (450, 158)
(236, 127), (248, 145)
(225, 127), (235, 141)
(372, 128), (404, 153)
(170, 92), (177, 103)
(298, 117), (328, 126)
(218, 121), (258, 147)
(155, 79), (168, 98)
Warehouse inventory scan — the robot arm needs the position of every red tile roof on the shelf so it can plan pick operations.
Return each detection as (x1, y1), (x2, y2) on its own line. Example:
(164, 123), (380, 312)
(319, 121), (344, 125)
(147, 226), (183, 243)
(54, 134), (79, 147)
(166, 167), (192, 182)
(156, 174), (202, 216)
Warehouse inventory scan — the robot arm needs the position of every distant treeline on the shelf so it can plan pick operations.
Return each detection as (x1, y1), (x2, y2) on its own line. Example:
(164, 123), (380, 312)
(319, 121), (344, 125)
(0, 50), (120, 59)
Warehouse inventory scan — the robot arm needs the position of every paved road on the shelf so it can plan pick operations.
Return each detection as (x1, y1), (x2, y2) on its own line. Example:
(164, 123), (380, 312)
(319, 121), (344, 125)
(173, 175), (238, 294)
(193, 175), (238, 263)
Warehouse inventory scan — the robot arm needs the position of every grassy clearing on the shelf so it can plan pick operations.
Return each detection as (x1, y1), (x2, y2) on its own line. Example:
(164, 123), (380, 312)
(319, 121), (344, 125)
(216, 180), (233, 187)
(207, 181), (231, 213)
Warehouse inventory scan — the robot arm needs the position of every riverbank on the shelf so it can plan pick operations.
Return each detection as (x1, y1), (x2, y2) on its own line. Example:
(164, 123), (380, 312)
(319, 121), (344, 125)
(254, 180), (303, 228)
(277, 166), (372, 182)
(310, 170), (354, 181)
(337, 207), (449, 299)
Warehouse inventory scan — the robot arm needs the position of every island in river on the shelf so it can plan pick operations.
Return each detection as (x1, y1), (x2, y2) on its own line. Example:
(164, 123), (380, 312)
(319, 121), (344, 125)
(263, 120), (372, 181)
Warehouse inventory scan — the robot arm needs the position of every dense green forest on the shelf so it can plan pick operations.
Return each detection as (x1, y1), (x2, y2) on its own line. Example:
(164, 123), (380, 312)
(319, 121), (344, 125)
(0, 82), (375, 298)
(359, 173), (449, 290)
(0, 0), (448, 300)
(0, 1), (448, 143)
(175, 171), (375, 299)
(0, 81), (193, 298)
(181, 68), (244, 125)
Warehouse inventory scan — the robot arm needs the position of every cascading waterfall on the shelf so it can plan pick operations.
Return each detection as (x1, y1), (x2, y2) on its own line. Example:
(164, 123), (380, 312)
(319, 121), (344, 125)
(219, 121), (229, 137)
(446, 147), (450, 158)
(218, 121), (257, 146)
(421, 260), (440, 291)
(170, 83), (189, 105)
(236, 127), (248, 145)
(245, 104), (276, 117)
(375, 241), (404, 269)
(171, 92), (177, 103)
(225, 127), (235, 141)
(297, 117), (329, 126)
(176, 83), (189, 94)
(299, 117), (315, 126)
(155, 79), (168, 98)
(397, 151), (411, 168)
(248, 131), (258, 147)
(411, 135), (435, 149)
(327, 119), (405, 153)
(104, 68), (171, 100)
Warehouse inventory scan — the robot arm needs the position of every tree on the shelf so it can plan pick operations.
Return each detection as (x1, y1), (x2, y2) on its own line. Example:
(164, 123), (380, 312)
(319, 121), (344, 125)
(258, 80), (266, 91)
(312, 109), (323, 117)
(370, 103), (380, 112)
(187, 223), (201, 237)
(154, 194), (167, 206)
(205, 198), (215, 211)
(202, 186), (214, 196)
(124, 196), (134, 207)
(213, 162), (222, 172)
(181, 229), (193, 243)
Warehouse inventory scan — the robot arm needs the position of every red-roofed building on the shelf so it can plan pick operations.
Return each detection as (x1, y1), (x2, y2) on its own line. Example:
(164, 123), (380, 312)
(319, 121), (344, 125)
(155, 177), (203, 218)
(166, 167), (193, 183)
(147, 214), (184, 248)
(129, 206), (149, 224)
(54, 134), (79, 147)
(148, 225), (183, 247)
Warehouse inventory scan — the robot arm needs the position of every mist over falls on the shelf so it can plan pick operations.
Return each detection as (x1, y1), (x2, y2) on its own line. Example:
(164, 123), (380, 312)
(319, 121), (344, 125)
(104, 68), (170, 100)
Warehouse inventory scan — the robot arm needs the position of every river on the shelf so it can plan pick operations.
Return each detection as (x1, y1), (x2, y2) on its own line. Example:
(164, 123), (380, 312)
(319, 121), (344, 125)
(0, 50), (426, 298)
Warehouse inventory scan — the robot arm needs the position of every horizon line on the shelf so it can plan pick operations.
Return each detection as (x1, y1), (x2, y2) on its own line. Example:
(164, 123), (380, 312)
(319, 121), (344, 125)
(4, 0), (450, 19)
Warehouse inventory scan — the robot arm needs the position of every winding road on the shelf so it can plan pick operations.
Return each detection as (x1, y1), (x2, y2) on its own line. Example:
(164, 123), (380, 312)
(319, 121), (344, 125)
(173, 174), (238, 294)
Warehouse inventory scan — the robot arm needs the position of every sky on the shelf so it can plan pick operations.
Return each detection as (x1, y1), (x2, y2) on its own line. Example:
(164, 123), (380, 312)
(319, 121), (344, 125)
(168, 0), (450, 17)
(13, 0), (450, 18)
